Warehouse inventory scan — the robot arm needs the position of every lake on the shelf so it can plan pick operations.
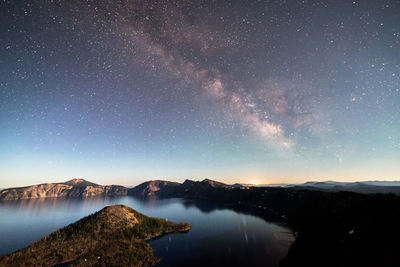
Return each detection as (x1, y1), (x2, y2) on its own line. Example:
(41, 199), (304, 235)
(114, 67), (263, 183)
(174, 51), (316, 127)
(0, 196), (294, 266)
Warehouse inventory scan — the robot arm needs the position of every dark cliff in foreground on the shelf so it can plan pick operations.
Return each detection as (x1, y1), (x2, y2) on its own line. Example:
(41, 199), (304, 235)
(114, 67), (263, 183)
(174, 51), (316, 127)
(0, 205), (191, 266)
(0, 179), (128, 200)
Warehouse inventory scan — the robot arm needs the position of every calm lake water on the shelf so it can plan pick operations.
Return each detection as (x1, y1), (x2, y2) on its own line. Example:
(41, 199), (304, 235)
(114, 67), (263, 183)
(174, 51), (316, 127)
(0, 196), (294, 266)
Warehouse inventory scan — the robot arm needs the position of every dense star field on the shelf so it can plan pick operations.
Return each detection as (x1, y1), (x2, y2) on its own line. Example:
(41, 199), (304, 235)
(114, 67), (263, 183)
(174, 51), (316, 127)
(0, 0), (399, 187)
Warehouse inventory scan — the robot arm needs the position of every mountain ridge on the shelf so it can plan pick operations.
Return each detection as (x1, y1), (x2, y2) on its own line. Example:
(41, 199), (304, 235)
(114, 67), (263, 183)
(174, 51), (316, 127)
(286, 180), (400, 194)
(128, 180), (180, 198)
(2, 178), (400, 201)
(0, 179), (127, 200)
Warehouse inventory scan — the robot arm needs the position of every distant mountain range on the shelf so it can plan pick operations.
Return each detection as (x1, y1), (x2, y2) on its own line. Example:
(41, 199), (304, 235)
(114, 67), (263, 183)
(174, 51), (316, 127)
(285, 181), (400, 194)
(0, 178), (234, 200)
(1, 178), (400, 201)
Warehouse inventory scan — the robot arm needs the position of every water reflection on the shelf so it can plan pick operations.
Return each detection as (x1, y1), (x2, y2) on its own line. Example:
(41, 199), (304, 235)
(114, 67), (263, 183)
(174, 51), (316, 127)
(0, 197), (293, 266)
(150, 200), (293, 267)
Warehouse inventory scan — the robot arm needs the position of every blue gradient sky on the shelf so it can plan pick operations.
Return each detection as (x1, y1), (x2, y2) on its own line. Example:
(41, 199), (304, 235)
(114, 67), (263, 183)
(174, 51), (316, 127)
(1, 0), (399, 188)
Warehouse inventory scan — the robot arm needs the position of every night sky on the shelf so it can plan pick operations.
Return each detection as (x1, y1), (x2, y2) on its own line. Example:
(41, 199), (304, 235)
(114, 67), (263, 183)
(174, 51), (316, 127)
(1, 0), (399, 187)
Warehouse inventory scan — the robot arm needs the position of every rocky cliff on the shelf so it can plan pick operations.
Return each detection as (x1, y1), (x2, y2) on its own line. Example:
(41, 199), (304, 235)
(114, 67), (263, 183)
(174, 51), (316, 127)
(0, 179), (128, 200)
(128, 180), (180, 198)
(0, 178), (232, 200)
(128, 179), (232, 198)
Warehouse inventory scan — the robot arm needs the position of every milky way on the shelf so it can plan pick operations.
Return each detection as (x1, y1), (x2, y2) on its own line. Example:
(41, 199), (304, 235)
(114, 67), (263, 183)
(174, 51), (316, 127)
(1, 0), (399, 186)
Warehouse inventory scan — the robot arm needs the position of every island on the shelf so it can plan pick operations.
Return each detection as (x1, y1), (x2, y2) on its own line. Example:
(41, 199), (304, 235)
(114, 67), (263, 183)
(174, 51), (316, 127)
(0, 205), (191, 266)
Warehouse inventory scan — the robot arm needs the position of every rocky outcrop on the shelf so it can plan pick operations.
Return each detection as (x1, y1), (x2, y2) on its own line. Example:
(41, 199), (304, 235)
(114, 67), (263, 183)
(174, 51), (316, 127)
(0, 179), (128, 200)
(128, 179), (232, 198)
(128, 180), (180, 198)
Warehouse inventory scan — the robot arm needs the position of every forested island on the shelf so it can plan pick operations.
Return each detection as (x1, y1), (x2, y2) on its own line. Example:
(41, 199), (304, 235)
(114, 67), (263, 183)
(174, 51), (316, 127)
(0, 205), (191, 266)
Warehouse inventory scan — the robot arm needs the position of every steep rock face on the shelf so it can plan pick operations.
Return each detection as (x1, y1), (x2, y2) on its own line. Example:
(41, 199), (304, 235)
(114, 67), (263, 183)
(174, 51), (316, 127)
(0, 179), (128, 200)
(128, 180), (180, 198)
(0, 184), (72, 200)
